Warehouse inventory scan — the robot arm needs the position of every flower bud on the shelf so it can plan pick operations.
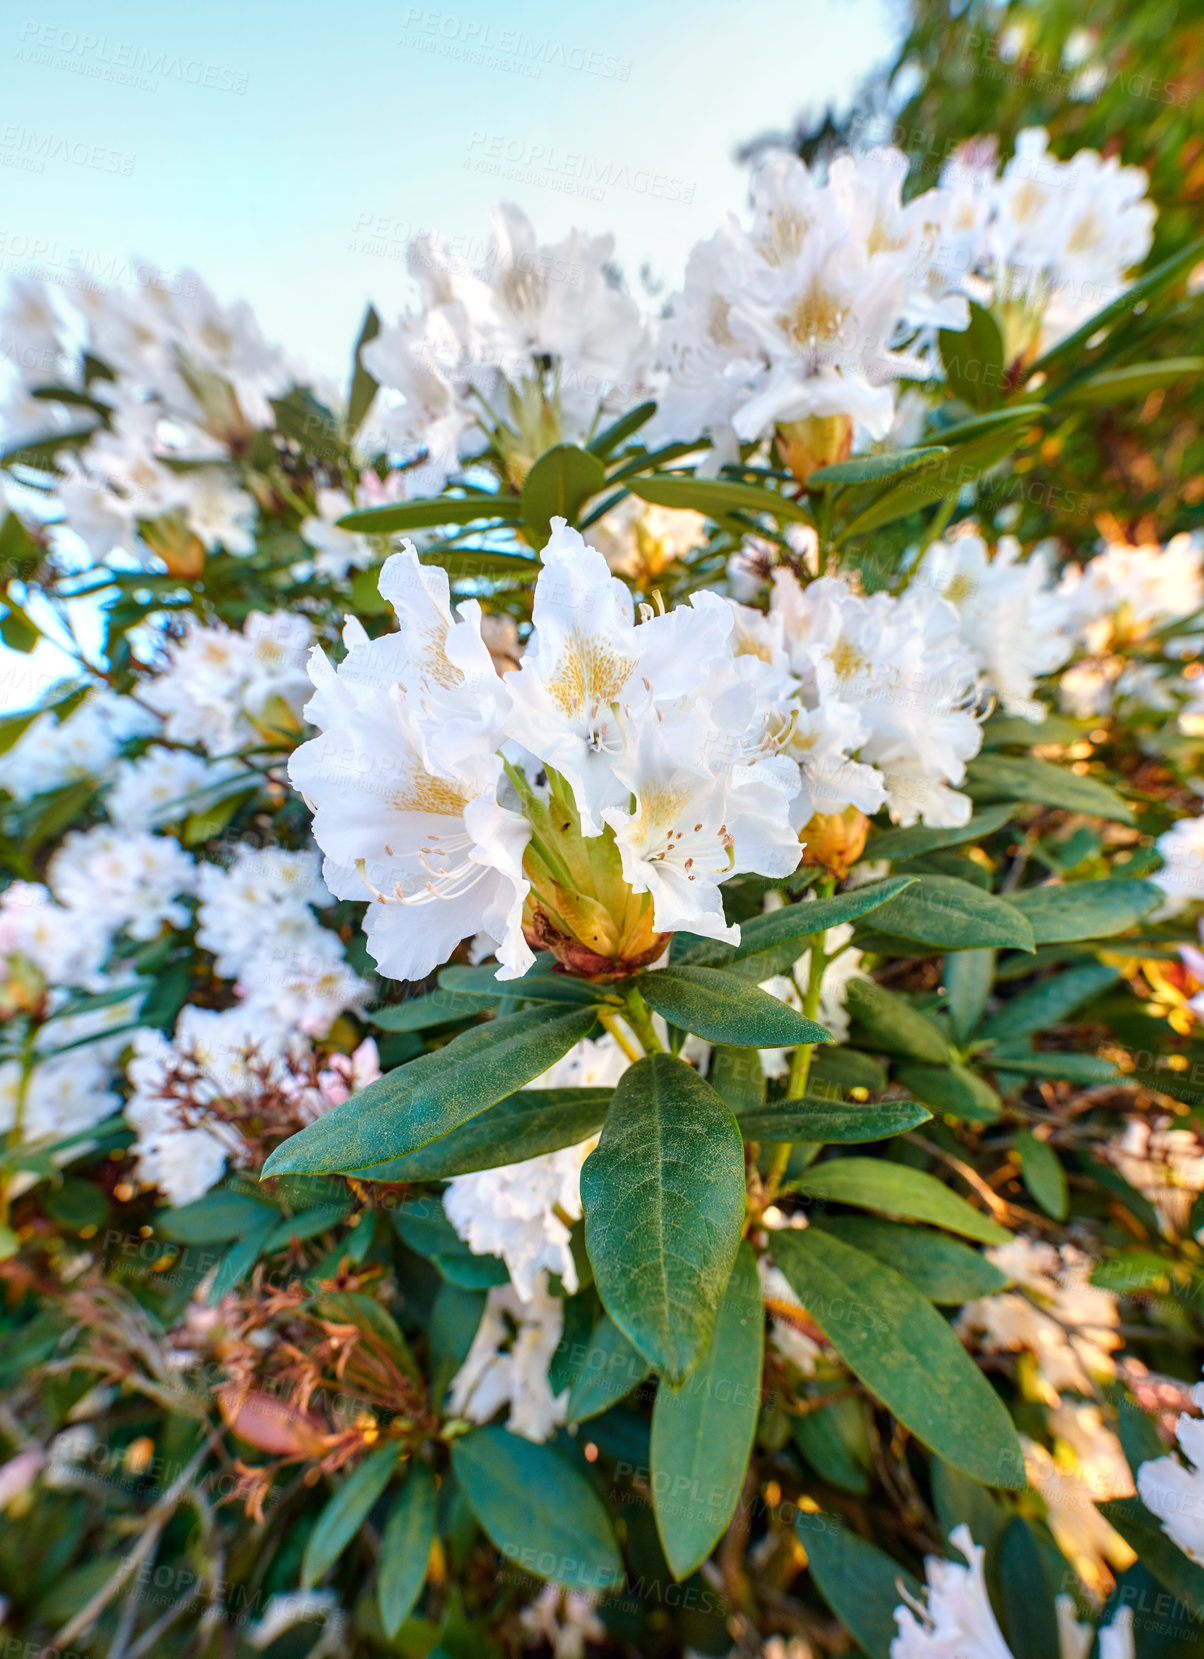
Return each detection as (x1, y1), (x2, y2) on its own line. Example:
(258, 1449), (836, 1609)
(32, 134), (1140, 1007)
(799, 806), (870, 878)
(776, 413), (853, 485)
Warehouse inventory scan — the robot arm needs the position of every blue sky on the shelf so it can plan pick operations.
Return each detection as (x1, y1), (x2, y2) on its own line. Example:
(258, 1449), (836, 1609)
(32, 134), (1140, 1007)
(0, 0), (897, 704)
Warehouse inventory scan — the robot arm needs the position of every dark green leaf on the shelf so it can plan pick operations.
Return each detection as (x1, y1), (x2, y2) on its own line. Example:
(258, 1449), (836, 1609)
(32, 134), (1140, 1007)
(337, 495), (524, 534)
(586, 401), (657, 458)
(946, 948), (996, 1044)
(379, 1464), (437, 1637)
(651, 1243), (763, 1579)
(1096, 1497), (1204, 1620)
(842, 425), (1026, 540)
(347, 305), (381, 438)
(363, 1088), (614, 1182)
(986, 1051), (1119, 1084)
(302, 1443), (398, 1586)
(846, 979), (952, 1064)
(871, 805), (1015, 862)
(154, 1189), (276, 1244)
(1057, 356), (1204, 407)
(439, 961), (599, 1005)
(997, 1517), (1060, 1659)
(939, 301), (1005, 411)
(261, 1005), (599, 1177)
(581, 1054), (745, 1386)
(627, 472), (812, 524)
(451, 1427), (624, 1588)
(966, 755), (1134, 825)
(808, 1048), (888, 1092)
(709, 1045), (767, 1116)
(774, 1230), (1023, 1488)
(521, 444), (606, 544)
(207, 1212), (278, 1303)
(795, 1158), (1012, 1245)
(895, 1062), (1002, 1123)
(636, 965), (831, 1048)
(791, 1397), (869, 1493)
(815, 1216), (1008, 1304)
(737, 1096), (931, 1142)
(807, 445), (949, 486)
(871, 876), (1035, 952)
(367, 990), (498, 1032)
(796, 1511), (922, 1659)
(980, 961), (1118, 1041)
(566, 1316), (650, 1424)
(1003, 880), (1161, 944)
(1014, 1131), (1069, 1221)
(728, 877), (918, 970)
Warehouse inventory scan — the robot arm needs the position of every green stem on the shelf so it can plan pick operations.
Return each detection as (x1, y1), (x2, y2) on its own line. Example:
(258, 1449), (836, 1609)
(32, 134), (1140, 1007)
(763, 875), (837, 1202)
(619, 982), (664, 1057)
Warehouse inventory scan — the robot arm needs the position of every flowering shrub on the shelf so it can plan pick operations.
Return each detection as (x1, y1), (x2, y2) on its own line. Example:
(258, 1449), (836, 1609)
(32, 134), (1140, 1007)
(1, 55), (1204, 1659)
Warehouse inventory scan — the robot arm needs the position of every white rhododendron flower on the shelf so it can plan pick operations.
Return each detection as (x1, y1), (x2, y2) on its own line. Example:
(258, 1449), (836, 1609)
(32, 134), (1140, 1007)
(1058, 534), (1204, 655)
(48, 826), (196, 943)
(0, 1052), (120, 1147)
(656, 146), (968, 474)
(890, 1524), (1012, 1659)
(0, 690), (154, 803)
(448, 1275), (567, 1442)
(1136, 1373), (1204, 1565)
(299, 487), (379, 581)
(0, 882), (111, 988)
(106, 745), (216, 830)
(915, 532), (1072, 719)
(143, 611), (314, 756)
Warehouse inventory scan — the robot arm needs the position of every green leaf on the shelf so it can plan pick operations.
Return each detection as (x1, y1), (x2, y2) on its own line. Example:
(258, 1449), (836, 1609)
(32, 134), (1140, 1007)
(1057, 356), (1204, 407)
(651, 1243), (763, 1579)
(439, 961), (599, 1005)
(337, 494), (524, 534)
(1117, 1396), (1167, 1479)
(807, 445), (949, 486)
(870, 876), (1035, 952)
(791, 1396), (869, 1493)
(935, 404), (1050, 444)
(946, 948), (996, 1044)
(709, 1045), (767, 1115)
(986, 1050), (1119, 1084)
(727, 877), (918, 970)
(1014, 1131), (1069, 1221)
(347, 305), (381, 438)
(261, 1004), (599, 1177)
(932, 1457), (1006, 1554)
(1096, 1496), (1204, 1620)
(581, 1054), (745, 1386)
(815, 1216), (1008, 1304)
(997, 1517), (1060, 1659)
(1027, 234), (1204, 381)
(939, 301), (1005, 411)
(796, 1512), (922, 1659)
(359, 1088), (613, 1183)
(841, 424), (1026, 540)
(808, 1048), (888, 1093)
(966, 755), (1133, 825)
(980, 961), (1118, 1041)
(367, 990), (498, 1032)
(586, 401), (657, 458)
(302, 1443), (398, 1586)
(774, 1229), (1023, 1488)
(736, 1096), (931, 1142)
(795, 1158), (1012, 1245)
(1003, 880), (1161, 944)
(635, 965), (832, 1048)
(627, 472), (811, 524)
(379, 1464), (437, 1637)
(521, 444), (606, 543)
(450, 1427), (623, 1589)
(154, 1188), (275, 1244)
(207, 1212), (278, 1303)
(846, 979), (952, 1064)
(895, 1062), (1002, 1123)
(871, 805), (1015, 862)
(566, 1316), (650, 1424)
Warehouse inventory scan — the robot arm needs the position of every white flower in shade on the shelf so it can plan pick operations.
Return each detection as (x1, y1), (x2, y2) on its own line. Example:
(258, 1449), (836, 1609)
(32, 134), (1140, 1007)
(0, 1052), (119, 1146)
(757, 1256), (822, 1374)
(1136, 1375), (1204, 1566)
(143, 611), (313, 757)
(743, 567), (984, 829)
(300, 488), (378, 580)
(958, 1238), (1121, 1404)
(890, 1524), (1012, 1659)
(519, 1585), (605, 1658)
(171, 466), (258, 554)
(0, 882), (110, 988)
(124, 1004), (309, 1204)
(914, 532), (1072, 719)
(1058, 535), (1204, 655)
(444, 1034), (628, 1300)
(1110, 1117), (1204, 1238)
(48, 827), (195, 943)
(1153, 819), (1204, 910)
(289, 549), (532, 983)
(656, 147), (966, 468)
(0, 689), (153, 803)
(449, 1276), (567, 1442)
(106, 745), (215, 830)
(246, 1590), (344, 1653)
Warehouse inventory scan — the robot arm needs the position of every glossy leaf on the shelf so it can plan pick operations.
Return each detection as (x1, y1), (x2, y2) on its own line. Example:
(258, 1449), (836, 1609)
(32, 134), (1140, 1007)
(997, 1517), (1061, 1659)
(814, 1216), (1008, 1304)
(302, 1443), (398, 1586)
(796, 1512), (922, 1659)
(774, 1229), (1023, 1489)
(737, 1096), (931, 1142)
(895, 1062), (1002, 1123)
(939, 301), (1005, 411)
(1015, 1130), (1069, 1221)
(1003, 879), (1161, 944)
(337, 494), (524, 533)
(946, 948), (996, 1044)
(651, 1243), (763, 1578)
(581, 1054), (745, 1386)
(966, 754), (1134, 824)
(566, 1316), (650, 1424)
(261, 1004), (599, 1176)
(870, 875), (1035, 952)
(363, 1087), (614, 1182)
(795, 1158), (1012, 1244)
(807, 445), (949, 486)
(728, 877), (918, 968)
(846, 979), (952, 1064)
(451, 1428), (624, 1588)
(521, 443), (606, 543)
(1058, 356), (1204, 407)
(627, 471), (812, 523)
(871, 805), (1015, 863)
(636, 965), (832, 1048)
(379, 1464), (437, 1637)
